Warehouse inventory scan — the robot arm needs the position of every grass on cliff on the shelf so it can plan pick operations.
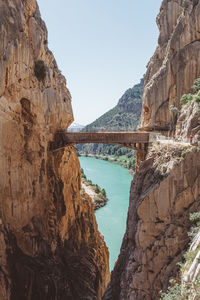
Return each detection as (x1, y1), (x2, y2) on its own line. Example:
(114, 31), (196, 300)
(180, 78), (200, 107)
(160, 278), (200, 300)
(160, 212), (200, 299)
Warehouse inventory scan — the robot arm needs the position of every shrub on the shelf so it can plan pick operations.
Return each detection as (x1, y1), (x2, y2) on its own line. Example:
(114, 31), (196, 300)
(94, 185), (100, 193)
(181, 148), (192, 158)
(160, 279), (182, 300)
(193, 92), (200, 105)
(80, 168), (87, 179)
(81, 173), (86, 179)
(169, 105), (179, 113)
(180, 94), (193, 105)
(160, 278), (200, 299)
(101, 189), (106, 197)
(189, 211), (200, 222)
(192, 78), (200, 93)
(187, 211), (200, 239)
(160, 211), (200, 299)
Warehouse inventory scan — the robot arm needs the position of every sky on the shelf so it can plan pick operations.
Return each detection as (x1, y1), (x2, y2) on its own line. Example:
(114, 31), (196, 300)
(37, 0), (162, 125)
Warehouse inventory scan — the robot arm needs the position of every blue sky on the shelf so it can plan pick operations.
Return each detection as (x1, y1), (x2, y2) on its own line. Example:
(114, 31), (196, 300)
(37, 0), (162, 125)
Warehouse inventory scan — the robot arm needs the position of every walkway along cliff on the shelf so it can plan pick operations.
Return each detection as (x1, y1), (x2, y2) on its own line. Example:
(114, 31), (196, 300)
(103, 0), (200, 299)
(0, 1), (109, 299)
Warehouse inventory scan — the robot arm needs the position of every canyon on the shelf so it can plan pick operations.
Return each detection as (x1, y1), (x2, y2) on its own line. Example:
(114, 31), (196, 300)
(1, 0), (200, 300)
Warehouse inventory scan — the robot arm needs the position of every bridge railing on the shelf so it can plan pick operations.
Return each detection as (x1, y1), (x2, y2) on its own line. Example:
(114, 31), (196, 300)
(64, 131), (150, 145)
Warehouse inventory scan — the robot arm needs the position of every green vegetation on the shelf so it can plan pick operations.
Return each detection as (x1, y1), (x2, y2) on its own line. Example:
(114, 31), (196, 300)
(160, 211), (200, 299)
(193, 92), (200, 105)
(160, 278), (200, 300)
(181, 148), (193, 158)
(188, 211), (200, 240)
(180, 78), (200, 107)
(78, 146), (136, 169)
(169, 105), (179, 113)
(192, 78), (200, 93)
(77, 78), (143, 169)
(180, 93), (193, 106)
(81, 168), (107, 210)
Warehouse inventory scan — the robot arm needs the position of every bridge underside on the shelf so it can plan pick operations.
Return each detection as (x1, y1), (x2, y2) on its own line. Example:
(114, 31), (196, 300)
(51, 131), (150, 153)
(74, 141), (148, 152)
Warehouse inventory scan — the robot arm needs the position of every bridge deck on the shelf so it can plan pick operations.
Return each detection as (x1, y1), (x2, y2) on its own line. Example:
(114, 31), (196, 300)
(64, 132), (149, 145)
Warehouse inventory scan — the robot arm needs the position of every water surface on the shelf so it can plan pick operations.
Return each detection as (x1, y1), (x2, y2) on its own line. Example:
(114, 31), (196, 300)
(79, 157), (132, 270)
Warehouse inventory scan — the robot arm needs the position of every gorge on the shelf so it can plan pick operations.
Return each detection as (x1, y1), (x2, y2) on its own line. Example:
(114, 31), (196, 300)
(0, 0), (200, 300)
(79, 156), (132, 271)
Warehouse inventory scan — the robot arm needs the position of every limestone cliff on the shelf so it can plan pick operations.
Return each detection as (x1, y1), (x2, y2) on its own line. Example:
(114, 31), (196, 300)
(104, 143), (200, 299)
(103, 0), (200, 299)
(140, 0), (200, 132)
(0, 0), (109, 299)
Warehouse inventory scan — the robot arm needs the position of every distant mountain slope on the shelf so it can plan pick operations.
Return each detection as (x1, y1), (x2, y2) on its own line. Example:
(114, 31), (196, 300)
(83, 78), (143, 132)
(77, 78), (144, 168)
(68, 122), (85, 132)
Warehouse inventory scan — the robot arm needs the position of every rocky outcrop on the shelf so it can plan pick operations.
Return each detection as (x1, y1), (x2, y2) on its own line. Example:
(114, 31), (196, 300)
(0, 0), (109, 299)
(176, 99), (200, 141)
(104, 144), (200, 300)
(140, 0), (200, 132)
(103, 0), (200, 299)
(183, 229), (200, 284)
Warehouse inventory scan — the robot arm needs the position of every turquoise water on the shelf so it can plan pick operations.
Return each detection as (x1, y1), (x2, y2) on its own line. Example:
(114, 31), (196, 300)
(79, 157), (132, 270)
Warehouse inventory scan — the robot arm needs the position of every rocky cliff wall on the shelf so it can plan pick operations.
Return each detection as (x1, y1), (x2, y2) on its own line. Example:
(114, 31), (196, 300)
(0, 1), (109, 299)
(104, 143), (200, 300)
(140, 0), (200, 132)
(103, 0), (200, 299)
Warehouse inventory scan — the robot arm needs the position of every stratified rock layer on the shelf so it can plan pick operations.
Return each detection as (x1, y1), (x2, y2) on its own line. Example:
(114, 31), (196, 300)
(0, 0), (109, 299)
(140, 0), (200, 132)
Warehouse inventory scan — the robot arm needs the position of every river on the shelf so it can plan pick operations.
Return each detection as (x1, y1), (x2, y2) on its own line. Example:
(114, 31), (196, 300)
(79, 156), (132, 270)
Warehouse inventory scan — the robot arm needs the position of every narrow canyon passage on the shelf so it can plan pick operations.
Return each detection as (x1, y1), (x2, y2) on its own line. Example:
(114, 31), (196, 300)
(79, 156), (132, 270)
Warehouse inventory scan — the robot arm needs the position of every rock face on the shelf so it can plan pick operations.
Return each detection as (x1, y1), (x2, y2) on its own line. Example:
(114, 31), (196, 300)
(103, 0), (200, 299)
(104, 145), (200, 300)
(176, 100), (200, 140)
(0, 1), (109, 299)
(140, 0), (200, 132)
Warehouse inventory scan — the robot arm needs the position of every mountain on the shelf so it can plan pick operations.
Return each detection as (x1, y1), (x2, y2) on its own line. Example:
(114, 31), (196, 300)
(76, 78), (143, 168)
(83, 78), (144, 132)
(68, 122), (85, 132)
